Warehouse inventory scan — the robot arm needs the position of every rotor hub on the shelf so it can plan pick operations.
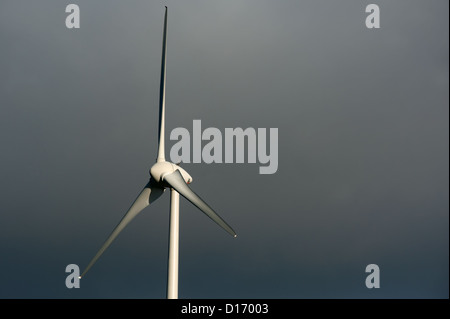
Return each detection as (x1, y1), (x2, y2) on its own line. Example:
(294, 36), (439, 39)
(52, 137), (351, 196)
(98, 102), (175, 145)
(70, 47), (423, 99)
(150, 161), (193, 185)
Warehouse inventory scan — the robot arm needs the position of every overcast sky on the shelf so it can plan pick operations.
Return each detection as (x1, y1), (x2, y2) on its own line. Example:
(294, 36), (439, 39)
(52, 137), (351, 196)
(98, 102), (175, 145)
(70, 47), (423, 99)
(0, 0), (448, 298)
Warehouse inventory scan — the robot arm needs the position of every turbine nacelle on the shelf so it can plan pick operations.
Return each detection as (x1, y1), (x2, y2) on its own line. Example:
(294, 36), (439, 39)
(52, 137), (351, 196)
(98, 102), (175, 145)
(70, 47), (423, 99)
(150, 161), (192, 185)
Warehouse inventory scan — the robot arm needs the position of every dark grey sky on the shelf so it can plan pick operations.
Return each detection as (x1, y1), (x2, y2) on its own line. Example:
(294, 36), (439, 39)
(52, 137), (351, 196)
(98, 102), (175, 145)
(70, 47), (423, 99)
(0, 0), (448, 298)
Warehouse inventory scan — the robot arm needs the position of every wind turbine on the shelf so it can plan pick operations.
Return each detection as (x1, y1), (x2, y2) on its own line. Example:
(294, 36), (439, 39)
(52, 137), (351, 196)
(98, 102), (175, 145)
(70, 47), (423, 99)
(79, 6), (237, 299)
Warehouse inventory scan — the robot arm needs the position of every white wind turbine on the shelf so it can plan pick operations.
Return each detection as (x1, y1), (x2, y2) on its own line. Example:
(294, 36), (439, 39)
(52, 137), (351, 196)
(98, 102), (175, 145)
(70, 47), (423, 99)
(79, 6), (237, 299)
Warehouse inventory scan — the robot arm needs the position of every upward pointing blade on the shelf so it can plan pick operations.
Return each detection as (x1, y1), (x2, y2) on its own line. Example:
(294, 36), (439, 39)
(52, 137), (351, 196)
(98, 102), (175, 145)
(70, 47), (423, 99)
(156, 6), (168, 163)
(163, 170), (237, 237)
(80, 180), (164, 278)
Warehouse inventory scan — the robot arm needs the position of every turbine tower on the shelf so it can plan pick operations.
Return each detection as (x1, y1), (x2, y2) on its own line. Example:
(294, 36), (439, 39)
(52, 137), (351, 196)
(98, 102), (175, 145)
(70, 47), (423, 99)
(79, 6), (237, 299)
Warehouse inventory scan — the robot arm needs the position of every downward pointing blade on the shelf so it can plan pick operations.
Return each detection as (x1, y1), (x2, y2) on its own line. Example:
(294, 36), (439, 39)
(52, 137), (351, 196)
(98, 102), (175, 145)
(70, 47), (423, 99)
(163, 170), (237, 237)
(80, 180), (164, 278)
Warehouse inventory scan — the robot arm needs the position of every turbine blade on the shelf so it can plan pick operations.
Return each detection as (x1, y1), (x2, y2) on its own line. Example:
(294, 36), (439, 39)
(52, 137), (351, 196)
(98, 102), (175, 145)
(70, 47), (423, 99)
(163, 170), (237, 237)
(156, 6), (168, 163)
(80, 180), (164, 278)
